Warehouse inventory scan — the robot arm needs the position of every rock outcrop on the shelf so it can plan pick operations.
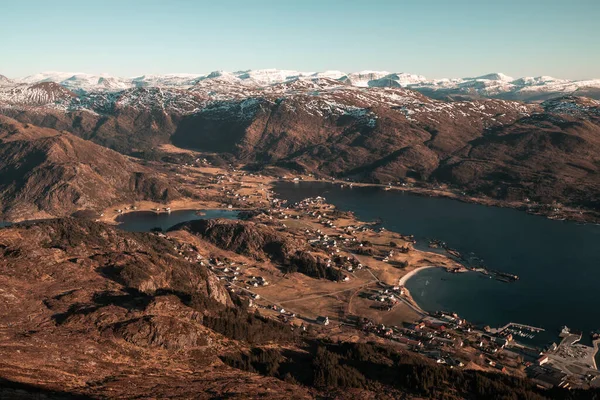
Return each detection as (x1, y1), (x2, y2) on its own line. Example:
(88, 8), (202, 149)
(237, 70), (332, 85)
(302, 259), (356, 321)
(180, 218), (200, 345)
(172, 219), (343, 281)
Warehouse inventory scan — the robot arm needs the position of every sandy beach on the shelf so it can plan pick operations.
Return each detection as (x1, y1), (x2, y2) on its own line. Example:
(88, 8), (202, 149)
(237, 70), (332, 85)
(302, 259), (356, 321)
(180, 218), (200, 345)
(398, 265), (440, 286)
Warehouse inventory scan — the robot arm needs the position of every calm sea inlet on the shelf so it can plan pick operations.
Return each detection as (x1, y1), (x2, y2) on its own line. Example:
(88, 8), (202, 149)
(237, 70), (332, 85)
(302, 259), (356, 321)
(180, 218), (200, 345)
(273, 181), (600, 346)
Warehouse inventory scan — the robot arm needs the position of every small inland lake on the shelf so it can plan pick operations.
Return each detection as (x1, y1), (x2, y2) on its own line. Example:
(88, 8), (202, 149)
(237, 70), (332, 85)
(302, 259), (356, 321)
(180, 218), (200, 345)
(115, 209), (239, 232)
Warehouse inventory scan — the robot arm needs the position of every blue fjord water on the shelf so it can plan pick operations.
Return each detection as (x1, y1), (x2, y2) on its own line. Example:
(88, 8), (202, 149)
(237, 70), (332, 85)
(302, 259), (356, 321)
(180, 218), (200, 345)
(273, 181), (600, 345)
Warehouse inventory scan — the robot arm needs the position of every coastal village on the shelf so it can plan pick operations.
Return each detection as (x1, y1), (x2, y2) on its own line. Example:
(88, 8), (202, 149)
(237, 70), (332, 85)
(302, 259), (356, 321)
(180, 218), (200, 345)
(102, 150), (600, 391)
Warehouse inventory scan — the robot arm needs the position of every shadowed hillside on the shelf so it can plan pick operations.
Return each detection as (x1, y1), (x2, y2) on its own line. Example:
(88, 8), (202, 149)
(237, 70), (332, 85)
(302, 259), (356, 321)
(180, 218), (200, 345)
(0, 116), (180, 221)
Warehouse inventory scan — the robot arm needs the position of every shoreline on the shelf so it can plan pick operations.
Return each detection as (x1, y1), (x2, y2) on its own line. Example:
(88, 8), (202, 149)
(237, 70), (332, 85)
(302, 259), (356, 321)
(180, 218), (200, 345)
(282, 178), (600, 225)
(100, 202), (249, 225)
(397, 265), (442, 318)
(111, 207), (240, 224)
(398, 265), (440, 286)
(5, 170), (597, 226)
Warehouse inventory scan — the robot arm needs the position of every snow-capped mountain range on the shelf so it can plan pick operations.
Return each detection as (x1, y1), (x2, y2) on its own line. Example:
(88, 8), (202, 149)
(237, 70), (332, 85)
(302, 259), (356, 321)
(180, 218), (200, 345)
(1, 69), (599, 102)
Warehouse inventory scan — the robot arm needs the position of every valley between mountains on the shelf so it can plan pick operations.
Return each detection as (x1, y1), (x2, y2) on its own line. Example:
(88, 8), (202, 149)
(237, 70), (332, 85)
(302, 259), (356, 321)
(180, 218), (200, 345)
(1, 70), (600, 398)
(1, 70), (600, 221)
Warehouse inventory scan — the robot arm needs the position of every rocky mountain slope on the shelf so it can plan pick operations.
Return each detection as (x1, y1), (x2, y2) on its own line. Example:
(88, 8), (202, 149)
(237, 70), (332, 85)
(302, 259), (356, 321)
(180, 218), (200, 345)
(1, 73), (600, 213)
(434, 97), (600, 207)
(171, 91), (600, 209)
(172, 219), (343, 280)
(0, 116), (179, 221)
(0, 218), (300, 399)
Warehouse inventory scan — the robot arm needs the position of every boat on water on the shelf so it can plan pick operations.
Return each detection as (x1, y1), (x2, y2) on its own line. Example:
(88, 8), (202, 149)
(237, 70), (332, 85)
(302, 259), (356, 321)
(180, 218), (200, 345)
(490, 270), (519, 282)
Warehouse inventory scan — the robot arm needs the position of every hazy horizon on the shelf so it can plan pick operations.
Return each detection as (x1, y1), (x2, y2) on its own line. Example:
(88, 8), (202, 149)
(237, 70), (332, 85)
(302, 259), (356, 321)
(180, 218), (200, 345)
(1, 0), (599, 80)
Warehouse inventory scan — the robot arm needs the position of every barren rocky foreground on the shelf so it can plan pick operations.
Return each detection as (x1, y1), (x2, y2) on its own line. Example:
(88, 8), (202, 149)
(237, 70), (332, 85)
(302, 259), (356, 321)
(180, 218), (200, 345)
(0, 218), (308, 399)
(1, 217), (597, 400)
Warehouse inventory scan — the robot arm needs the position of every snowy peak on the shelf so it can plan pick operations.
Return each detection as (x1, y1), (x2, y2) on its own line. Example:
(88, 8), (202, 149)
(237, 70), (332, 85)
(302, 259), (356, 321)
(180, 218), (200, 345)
(408, 73), (600, 101)
(311, 70), (346, 80)
(0, 81), (76, 107)
(235, 69), (308, 85)
(3, 69), (600, 102)
(266, 76), (348, 92)
(511, 76), (562, 86)
(20, 71), (82, 84)
(472, 72), (514, 81)
(18, 72), (130, 93)
(340, 71), (390, 87)
(205, 70), (229, 79)
(367, 73), (428, 88)
(0, 74), (12, 85)
(61, 74), (130, 92)
(131, 73), (203, 88)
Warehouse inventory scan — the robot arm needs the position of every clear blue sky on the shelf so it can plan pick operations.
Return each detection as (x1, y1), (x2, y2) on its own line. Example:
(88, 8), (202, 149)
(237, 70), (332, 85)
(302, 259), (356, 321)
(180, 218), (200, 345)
(1, 0), (598, 80)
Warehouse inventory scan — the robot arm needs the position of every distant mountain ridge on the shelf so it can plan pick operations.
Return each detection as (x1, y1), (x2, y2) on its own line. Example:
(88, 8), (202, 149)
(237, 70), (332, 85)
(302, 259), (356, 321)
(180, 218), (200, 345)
(2, 69), (599, 101)
(1, 68), (600, 216)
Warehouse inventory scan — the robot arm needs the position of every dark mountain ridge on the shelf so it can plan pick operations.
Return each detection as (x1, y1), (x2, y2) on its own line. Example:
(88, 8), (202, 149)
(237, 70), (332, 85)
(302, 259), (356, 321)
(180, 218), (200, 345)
(0, 116), (179, 221)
